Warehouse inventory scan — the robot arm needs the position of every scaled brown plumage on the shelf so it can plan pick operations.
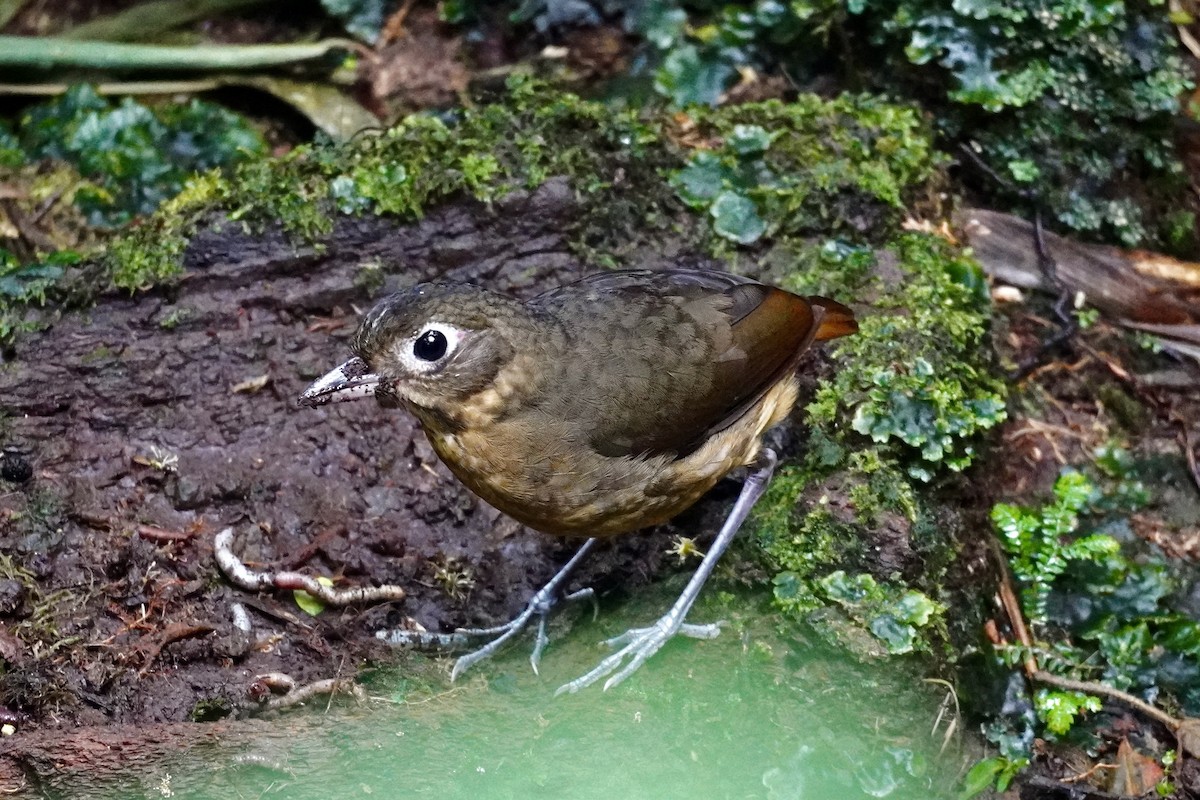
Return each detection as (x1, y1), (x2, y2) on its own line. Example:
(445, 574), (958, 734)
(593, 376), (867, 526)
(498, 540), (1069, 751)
(301, 268), (857, 691)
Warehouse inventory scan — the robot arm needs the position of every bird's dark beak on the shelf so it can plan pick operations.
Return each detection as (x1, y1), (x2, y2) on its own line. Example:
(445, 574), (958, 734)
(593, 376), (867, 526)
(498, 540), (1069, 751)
(298, 357), (381, 407)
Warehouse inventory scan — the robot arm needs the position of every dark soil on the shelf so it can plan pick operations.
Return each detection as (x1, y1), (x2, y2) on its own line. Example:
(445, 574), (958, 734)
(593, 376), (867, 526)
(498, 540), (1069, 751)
(0, 180), (752, 787)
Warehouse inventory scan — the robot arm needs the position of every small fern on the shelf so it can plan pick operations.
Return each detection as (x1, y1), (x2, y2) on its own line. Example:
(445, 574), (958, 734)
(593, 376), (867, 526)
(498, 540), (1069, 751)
(991, 472), (1119, 626)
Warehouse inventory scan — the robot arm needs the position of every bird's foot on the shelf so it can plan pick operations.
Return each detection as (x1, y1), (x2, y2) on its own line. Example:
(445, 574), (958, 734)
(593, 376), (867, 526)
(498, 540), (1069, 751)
(555, 616), (725, 695)
(377, 585), (596, 678)
(376, 538), (600, 681)
(451, 586), (596, 680)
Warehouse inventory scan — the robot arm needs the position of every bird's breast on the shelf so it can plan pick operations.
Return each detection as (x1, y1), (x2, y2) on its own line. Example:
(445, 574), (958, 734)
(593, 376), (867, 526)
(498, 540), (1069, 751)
(417, 373), (800, 539)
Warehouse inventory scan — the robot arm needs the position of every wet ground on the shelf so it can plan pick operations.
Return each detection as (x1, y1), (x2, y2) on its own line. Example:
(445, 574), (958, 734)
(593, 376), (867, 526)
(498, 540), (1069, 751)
(0, 181), (807, 788)
(0, 184), (667, 769)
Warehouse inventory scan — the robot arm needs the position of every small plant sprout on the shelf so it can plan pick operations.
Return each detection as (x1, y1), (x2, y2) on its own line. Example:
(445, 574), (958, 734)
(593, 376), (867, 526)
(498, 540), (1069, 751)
(434, 559), (475, 601)
(133, 445), (179, 474)
(666, 536), (705, 563)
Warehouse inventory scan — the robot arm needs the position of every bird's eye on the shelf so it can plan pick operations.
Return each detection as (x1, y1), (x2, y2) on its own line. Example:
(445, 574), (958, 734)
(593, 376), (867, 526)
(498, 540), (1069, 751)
(413, 329), (448, 361)
(399, 321), (462, 372)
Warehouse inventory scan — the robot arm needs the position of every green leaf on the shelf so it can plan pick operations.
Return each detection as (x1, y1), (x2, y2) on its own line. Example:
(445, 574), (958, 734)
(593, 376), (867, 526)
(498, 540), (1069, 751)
(672, 151), (733, 206)
(893, 590), (936, 626)
(820, 570), (879, 604)
(869, 614), (918, 653)
(440, 0), (470, 23)
(1035, 689), (1101, 735)
(727, 124), (775, 155)
(1007, 159), (1040, 182)
(996, 758), (1028, 792)
(637, 3), (687, 49)
(18, 85), (264, 227)
(0, 120), (20, 168)
(772, 571), (802, 600)
(654, 43), (735, 106)
(710, 190), (766, 244)
(960, 756), (1005, 800)
(330, 175), (370, 214)
(294, 576), (335, 616)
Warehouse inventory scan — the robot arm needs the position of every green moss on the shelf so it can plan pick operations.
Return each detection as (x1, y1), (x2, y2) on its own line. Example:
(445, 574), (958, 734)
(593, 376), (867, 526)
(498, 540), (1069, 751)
(673, 96), (939, 249)
(0, 89), (261, 335)
(766, 511), (854, 611)
(189, 696), (234, 722)
(584, 0), (1194, 248)
(104, 78), (676, 289)
(158, 307), (193, 330)
(105, 227), (188, 292)
(884, 0), (1192, 249)
(749, 229), (1003, 656)
(0, 248), (80, 343)
(755, 467), (850, 592)
(0, 121), (21, 168)
(845, 450), (918, 524)
(102, 78), (942, 299)
(1095, 381), (1148, 433)
(809, 233), (1004, 481)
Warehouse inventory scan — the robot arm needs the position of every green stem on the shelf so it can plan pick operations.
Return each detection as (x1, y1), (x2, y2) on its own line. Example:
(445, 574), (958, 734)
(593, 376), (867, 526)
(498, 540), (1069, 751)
(0, 36), (362, 70)
(0, 79), (223, 95)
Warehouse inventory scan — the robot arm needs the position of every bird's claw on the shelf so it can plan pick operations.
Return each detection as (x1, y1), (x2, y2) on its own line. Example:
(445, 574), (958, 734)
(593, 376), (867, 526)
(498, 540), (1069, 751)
(380, 540), (601, 682)
(555, 619), (726, 695)
(448, 587), (596, 681)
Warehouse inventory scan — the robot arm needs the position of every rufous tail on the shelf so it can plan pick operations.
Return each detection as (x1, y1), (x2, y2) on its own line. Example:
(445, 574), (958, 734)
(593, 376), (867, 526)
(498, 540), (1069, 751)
(809, 297), (858, 341)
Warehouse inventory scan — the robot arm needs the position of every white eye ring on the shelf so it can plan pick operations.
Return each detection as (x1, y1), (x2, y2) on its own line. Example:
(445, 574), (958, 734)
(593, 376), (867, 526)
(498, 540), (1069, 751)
(396, 321), (465, 373)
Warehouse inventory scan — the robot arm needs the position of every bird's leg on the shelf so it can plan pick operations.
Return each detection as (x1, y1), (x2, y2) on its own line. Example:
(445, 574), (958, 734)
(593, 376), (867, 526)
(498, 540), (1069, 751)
(377, 537), (599, 681)
(556, 447), (778, 695)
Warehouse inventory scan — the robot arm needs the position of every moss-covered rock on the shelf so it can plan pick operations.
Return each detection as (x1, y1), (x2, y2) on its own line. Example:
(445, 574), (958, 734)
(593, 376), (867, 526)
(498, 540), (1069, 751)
(99, 79), (941, 289)
(748, 234), (1003, 656)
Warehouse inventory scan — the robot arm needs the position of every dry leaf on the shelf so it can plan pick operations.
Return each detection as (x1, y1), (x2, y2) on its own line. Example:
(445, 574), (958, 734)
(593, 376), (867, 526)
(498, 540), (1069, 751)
(1105, 739), (1163, 796)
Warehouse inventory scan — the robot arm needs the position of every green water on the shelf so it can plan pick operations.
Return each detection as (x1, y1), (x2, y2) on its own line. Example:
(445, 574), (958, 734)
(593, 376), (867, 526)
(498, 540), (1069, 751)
(65, 586), (972, 799)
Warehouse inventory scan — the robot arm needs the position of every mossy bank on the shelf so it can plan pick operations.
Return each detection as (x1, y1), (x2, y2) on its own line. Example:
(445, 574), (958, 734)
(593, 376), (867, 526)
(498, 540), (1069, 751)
(15, 78), (1005, 663)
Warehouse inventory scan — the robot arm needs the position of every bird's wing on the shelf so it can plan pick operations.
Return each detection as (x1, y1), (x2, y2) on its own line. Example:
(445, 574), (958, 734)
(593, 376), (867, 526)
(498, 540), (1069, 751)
(532, 269), (853, 460)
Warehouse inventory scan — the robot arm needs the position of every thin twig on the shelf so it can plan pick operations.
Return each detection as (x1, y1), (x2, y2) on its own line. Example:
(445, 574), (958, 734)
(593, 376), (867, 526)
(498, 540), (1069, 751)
(380, 0), (419, 43)
(989, 540), (1191, 747)
(135, 622), (216, 677)
(326, 655), (347, 714)
(1171, 0), (1200, 59)
(1010, 212), (1080, 380)
(1030, 670), (1180, 731)
(990, 541), (1039, 677)
(1061, 762), (1118, 784)
(250, 673), (365, 712)
(0, 79), (222, 96)
(137, 524), (195, 543)
(957, 142), (1026, 197)
(214, 528), (406, 605)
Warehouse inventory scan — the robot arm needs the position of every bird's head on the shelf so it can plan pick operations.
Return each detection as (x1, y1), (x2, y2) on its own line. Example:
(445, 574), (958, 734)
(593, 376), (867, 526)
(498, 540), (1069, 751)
(299, 283), (522, 417)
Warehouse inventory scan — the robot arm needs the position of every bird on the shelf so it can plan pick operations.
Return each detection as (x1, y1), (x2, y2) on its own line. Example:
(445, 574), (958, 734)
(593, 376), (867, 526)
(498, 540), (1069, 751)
(299, 268), (857, 692)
